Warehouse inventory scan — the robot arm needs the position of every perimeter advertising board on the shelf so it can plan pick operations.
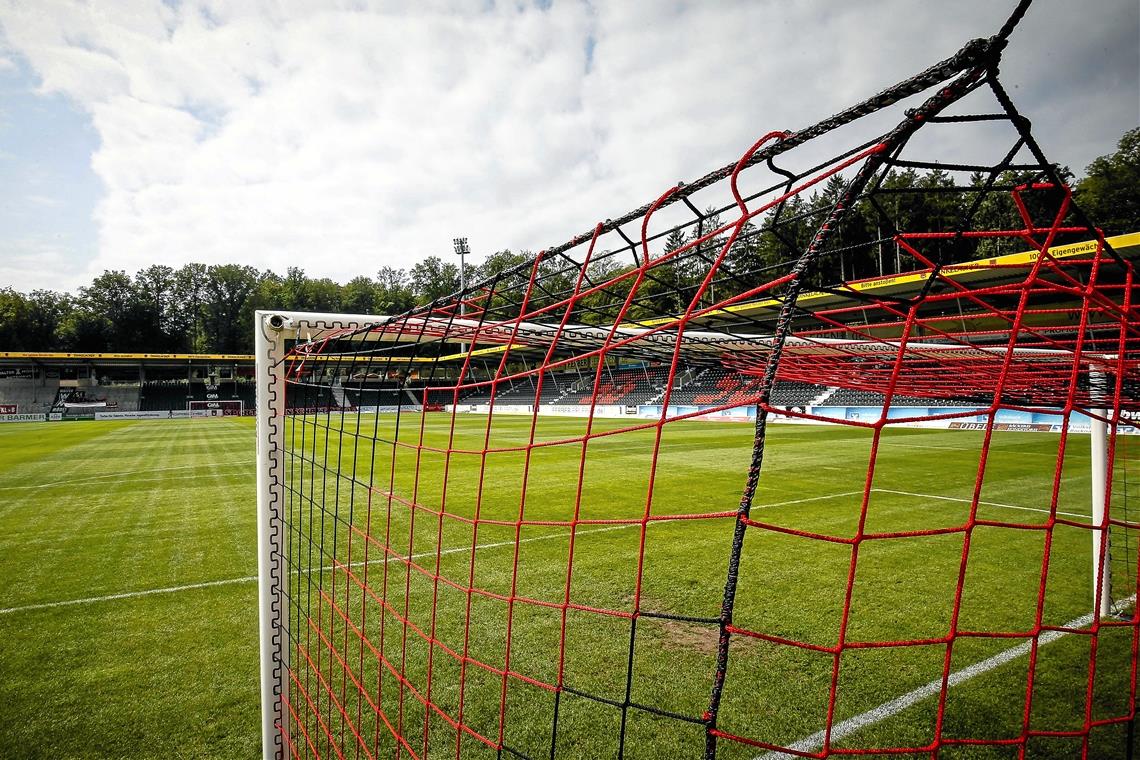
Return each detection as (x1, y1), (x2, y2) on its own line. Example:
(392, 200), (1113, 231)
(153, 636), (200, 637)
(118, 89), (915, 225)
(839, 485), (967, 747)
(0, 413), (46, 423)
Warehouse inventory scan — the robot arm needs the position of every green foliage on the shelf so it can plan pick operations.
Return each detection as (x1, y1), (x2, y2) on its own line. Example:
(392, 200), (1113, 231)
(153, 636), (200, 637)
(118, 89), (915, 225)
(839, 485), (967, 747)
(376, 266), (415, 313)
(201, 264), (260, 353)
(0, 289), (32, 350)
(410, 255), (460, 303)
(1075, 126), (1140, 236)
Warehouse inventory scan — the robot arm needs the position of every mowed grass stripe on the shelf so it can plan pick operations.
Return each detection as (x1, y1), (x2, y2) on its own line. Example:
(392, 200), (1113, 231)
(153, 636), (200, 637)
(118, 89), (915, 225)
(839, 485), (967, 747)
(0, 459), (254, 490)
(0, 420), (257, 608)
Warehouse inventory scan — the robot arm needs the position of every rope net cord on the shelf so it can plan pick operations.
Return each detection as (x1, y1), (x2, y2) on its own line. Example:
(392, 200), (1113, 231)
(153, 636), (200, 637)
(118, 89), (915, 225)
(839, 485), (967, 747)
(270, 22), (1139, 760)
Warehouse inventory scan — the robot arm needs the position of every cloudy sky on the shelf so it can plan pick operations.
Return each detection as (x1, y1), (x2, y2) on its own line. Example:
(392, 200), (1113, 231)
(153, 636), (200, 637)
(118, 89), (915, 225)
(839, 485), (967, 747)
(1, 0), (1136, 293)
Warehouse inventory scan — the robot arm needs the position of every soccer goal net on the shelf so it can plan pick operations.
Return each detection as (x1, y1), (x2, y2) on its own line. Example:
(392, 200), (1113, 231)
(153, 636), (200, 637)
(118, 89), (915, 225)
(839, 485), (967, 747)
(254, 7), (1139, 759)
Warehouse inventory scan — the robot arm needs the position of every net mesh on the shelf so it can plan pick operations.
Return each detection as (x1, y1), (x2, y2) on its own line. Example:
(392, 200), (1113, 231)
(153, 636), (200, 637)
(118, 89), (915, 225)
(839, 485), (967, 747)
(266, 16), (1140, 760)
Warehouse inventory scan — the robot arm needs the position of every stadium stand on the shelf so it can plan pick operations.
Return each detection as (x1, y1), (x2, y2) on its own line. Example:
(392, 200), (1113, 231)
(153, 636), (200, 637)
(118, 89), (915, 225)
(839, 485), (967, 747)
(92, 384), (140, 412)
(0, 376), (59, 413)
(285, 381), (337, 409)
(660, 369), (819, 408)
(140, 381), (192, 412)
(825, 387), (987, 408)
(2, 363), (994, 415)
(343, 384), (408, 407)
(0, 355), (1007, 416)
(463, 370), (579, 405)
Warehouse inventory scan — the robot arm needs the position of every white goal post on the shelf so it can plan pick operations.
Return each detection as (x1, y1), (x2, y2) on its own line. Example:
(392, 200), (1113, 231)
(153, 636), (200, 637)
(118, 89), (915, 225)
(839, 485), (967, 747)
(254, 309), (392, 760)
(188, 399), (243, 417)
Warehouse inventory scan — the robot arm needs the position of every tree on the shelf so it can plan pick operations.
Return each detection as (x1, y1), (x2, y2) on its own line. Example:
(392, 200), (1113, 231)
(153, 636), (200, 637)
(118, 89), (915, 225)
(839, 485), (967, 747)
(577, 257), (633, 325)
(201, 265), (259, 352)
(307, 278), (343, 312)
(662, 228), (687, 256)
(0, 289), (31, 350)
(172, 263), (208, 352)
(477, 249), (528, 281)
(78, 271), (140, 349)
(24, 290), (71, 350)
(134, 265), (178, 350)
(342, 276), (378, 314)
(281, 266), (311, 311)
(1075, 126), (1140, 236)
(409, 256), (459, 303)
(240, 270), (285, 339)
(376, 267), (414, 313)
(58, 306), (111, 351)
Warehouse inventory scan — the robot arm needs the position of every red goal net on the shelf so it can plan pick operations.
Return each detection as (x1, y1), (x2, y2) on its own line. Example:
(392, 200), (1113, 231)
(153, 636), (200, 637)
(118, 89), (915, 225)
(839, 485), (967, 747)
(255, 5), (1140, 758)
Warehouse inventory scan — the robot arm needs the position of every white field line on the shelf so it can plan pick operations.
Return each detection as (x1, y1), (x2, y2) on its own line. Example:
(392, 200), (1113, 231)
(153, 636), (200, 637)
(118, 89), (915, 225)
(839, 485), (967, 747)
(0, 490), (843, 616)
(873, 488), (1089, 521)
(0, 524), (621, 616)
(0, 577), (258, 615)
(0, 488), (1066, 615)
(0, 460), (255, 490)
(757, 594), (1137, 760)
(0, 486), (1081, 615)
(754, 491), (864, 508)
(879, 442), (1071, 457)
(5, 471), (254, 494)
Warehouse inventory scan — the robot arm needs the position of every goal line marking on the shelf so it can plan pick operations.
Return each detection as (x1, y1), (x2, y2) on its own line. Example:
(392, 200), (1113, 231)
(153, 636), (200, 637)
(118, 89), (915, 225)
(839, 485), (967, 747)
(756, 595), (1137, 760)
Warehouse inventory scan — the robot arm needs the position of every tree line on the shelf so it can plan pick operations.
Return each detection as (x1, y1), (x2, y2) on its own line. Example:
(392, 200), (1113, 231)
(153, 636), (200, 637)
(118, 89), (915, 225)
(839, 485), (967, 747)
(1, 127), (1136, 354)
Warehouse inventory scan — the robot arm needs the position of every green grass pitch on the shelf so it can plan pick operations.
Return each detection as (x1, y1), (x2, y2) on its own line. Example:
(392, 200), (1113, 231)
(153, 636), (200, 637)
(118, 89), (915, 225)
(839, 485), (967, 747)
(0, 416), (1135, 758)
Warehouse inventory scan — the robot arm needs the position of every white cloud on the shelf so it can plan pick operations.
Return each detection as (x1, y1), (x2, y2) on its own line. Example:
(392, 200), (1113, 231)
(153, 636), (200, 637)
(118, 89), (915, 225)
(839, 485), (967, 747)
(0, 234), (85, 291)
(0, 0), (1135, 291)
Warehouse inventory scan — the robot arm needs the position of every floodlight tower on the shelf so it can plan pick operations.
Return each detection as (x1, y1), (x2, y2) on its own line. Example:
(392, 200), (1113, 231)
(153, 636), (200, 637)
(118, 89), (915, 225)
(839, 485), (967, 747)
(452, 237), (470, 316)
(453, 236), (470, 354)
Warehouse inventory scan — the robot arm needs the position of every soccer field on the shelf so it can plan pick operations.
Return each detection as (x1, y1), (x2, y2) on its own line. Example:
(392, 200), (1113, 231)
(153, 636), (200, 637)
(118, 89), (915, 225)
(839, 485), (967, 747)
(0, 416), (1135, 758)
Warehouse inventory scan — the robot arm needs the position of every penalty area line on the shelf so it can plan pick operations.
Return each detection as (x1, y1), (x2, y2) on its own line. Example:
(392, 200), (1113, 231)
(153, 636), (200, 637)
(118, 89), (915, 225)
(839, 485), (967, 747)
(0, 489), (855, 616)
(756, 595), (1136, 760)
(0, 576), (257, 615)
(0, 525), (611, 615)
(872, 487), (1089, 520)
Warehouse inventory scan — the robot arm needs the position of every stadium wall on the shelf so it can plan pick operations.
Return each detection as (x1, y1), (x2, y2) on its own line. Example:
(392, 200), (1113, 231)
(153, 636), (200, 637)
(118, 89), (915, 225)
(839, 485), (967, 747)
(442, 402), (1140, 434)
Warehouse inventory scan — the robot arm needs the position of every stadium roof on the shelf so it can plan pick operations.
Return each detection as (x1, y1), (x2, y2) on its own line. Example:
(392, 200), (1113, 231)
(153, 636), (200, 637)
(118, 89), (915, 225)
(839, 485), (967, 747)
(630, 231), (1140, 328)
(340, 230), (1140, 364)
(0, 352), (254, 366)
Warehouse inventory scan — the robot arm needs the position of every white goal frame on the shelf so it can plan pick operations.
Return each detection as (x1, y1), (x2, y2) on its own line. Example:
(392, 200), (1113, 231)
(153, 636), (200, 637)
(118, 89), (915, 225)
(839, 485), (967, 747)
(252, 309), (1123, 759)
(188, 399), (244, 417)
(255, 309), (390, 760)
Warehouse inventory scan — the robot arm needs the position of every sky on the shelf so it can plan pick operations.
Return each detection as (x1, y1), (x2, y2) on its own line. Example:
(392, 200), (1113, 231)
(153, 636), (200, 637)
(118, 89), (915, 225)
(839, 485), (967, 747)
(0, 0), (1136, 293)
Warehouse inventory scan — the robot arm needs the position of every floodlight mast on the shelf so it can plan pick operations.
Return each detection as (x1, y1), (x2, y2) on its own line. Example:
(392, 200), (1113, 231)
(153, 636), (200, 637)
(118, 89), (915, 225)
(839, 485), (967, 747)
(452, 237), (469, 315)
(453, 236), (470, 353)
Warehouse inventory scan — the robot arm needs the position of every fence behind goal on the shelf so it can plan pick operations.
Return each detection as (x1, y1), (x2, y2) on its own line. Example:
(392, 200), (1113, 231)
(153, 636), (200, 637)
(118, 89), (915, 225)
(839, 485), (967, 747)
(254, 10), (1140, 760)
